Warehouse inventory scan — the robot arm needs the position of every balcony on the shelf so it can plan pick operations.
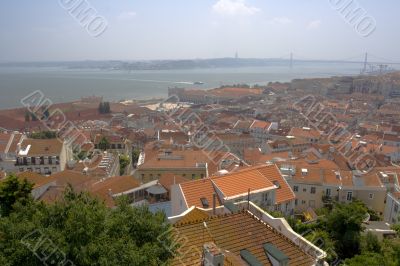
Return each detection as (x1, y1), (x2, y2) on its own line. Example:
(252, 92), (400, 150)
(15, 158), (60, 166)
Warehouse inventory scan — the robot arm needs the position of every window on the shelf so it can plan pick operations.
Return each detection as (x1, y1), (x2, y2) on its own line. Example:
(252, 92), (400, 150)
(311, 187), (316, 194)
(263, 192), (269, 202)
(326, 188), (331, 196)
(347, 191), (353, 201)
(295, 199), (298, 206)
(192, 174), (195, 179)
(301, 200), (306, 205)
(369, 193), (374, 199)
(303, 188), (307, 192)
(293, 186), (298, 192)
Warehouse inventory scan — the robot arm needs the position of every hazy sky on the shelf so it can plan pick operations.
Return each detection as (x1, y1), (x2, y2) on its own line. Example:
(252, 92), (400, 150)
(0, 0), (399, 62)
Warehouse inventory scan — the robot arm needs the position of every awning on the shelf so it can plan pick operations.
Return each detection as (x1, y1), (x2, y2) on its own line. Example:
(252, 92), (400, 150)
(146, 185), (167, 195)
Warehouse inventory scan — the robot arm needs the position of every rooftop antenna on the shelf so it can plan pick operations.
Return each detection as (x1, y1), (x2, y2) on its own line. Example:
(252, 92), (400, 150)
(247, 188), (250, 209)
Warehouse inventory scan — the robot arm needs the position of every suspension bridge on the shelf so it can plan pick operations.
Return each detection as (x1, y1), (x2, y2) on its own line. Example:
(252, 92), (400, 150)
(275, 52), (399, 75)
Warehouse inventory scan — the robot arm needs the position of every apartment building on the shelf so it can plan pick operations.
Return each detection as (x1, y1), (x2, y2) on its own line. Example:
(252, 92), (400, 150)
(94, 134), (130, 154)
(171, 164), (295, 217)
(232, 120), (253, 133)
(0, 132), (26, 172)
(206, 132), (260, 157)
(136, 143), (212, 183)
(384, 192), (400, 224)
(288, 127), (321, 144)
(383, 134), (400, 147)
(71, 152), (120, 179)
(263, 136), (312, 154)
(251, 120), (278, 139)
(278, 160), (387, 214)
(15, 138), (72, 175)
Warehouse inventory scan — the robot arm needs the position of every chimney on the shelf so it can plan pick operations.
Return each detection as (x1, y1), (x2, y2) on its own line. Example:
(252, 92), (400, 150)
(202, 243), (224, 266)
(212, 193), (216, 215)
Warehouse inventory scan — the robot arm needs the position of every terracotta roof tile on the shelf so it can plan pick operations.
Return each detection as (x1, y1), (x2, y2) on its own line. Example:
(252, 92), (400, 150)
(172, 211), (315, 266)
(158, 173), (189, 193)
(89, 175), (140, 207)
(175, 207), (209, 224)
(180, 179), (221, 209)
(211, 166), (277, 199)
(17, 171), (54, 188)
(250, 120), (271, 130)
(20, 138), (63, 156)
(289, 127), (321, 139)
(255, 165), (295, 204)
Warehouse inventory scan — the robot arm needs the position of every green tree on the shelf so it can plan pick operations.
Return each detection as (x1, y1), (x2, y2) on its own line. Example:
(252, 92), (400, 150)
(24, 111), (30, 122)
(345, 238), (400, 266)
(98, 102), (111, 114)
(344, 252), (385, 266)
(119, 154), (130, 175)
(0, 174), (33, 217)
(322, 200), (367, 259)
(0, 189), (176, 266)
(98, 137), (109, 151)
(104, 102), (111, 113)
(30, 131), (57, 139)
(361, 232), (381, 253)
(42, 106), (50, 119)
(30, 112), (38, 121)
(304, 229), (337, 264)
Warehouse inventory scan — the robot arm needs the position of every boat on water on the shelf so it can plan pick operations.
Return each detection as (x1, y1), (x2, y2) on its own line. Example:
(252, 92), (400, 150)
(193, 81), (204, 85)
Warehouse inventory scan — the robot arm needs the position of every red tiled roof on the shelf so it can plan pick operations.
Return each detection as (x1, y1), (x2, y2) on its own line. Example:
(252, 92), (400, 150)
(17, 171), (54, 188)
(172, 211), (315, 265)
(179, 179), (221, 209)
(20, 138), (63, 156)
(250, 120), (271, 130)
(211, 166), (275, 199)
(289, 127), (321, 139)
(158, 173), (189, 193)
(255, 165), (295, 203)
(89, 175), (140, 207)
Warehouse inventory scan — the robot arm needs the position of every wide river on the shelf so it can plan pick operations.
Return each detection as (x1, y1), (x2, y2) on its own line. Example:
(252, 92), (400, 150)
(0, 61), (365, 109)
